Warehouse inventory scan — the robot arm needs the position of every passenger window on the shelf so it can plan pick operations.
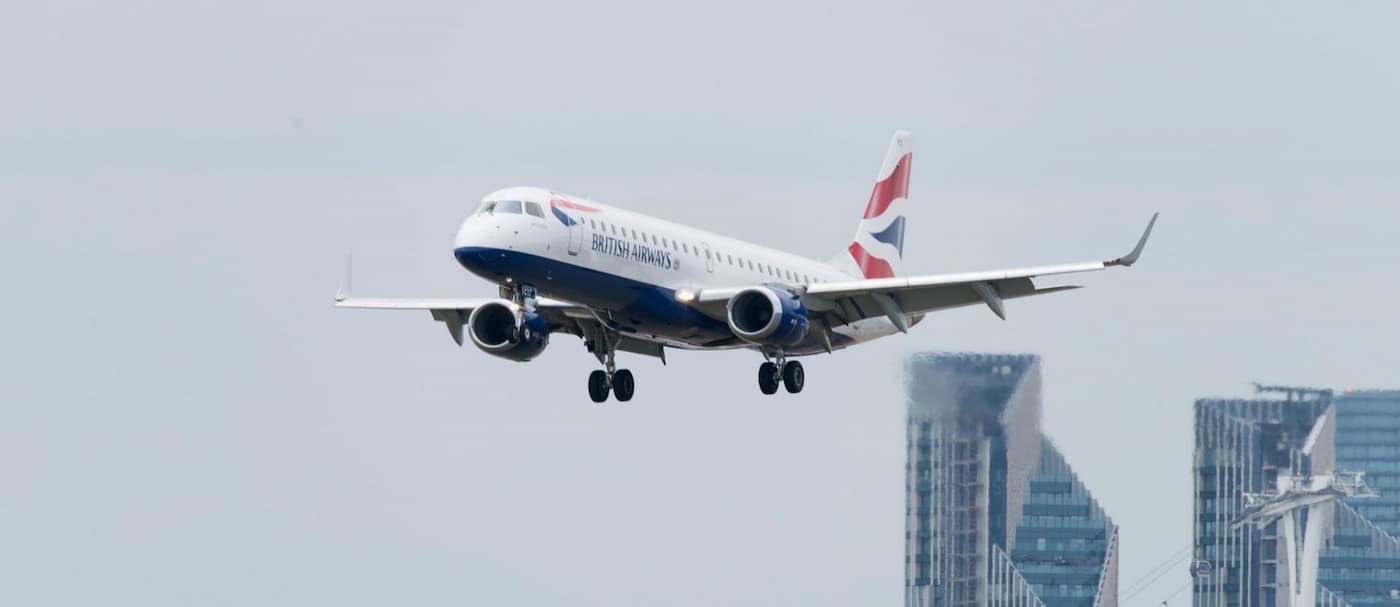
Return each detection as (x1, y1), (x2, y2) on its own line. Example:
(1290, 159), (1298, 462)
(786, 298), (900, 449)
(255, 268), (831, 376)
(705, 249), (712, 260)
(683, 243), (689, 254)
(524, 202), (544, 218)
(727, 254), (733, 265)
(590, 219), (596, 229)
(662, 237), (669, 248)
(631, 229), (638, 240)
(611, 224), (617, 235)
(747, 260), (754, 270)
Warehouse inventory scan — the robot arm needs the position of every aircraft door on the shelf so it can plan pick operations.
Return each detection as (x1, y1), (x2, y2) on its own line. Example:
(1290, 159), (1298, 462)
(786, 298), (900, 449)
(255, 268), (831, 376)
(567, 213), (583, 255)
(702, 242), (714, 273)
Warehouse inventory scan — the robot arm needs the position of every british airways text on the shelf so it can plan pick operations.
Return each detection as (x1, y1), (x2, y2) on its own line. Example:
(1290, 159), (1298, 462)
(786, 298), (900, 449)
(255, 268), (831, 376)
(591, 234), (675, 270)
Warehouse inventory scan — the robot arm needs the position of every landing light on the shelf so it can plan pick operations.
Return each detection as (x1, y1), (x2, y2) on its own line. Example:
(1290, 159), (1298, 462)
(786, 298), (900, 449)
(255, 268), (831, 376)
(675, 289), (697, 303)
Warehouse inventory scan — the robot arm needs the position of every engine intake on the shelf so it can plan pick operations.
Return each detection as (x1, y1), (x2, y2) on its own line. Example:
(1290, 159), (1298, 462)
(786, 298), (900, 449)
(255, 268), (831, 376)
(726, 286), (810, 347)
(467, 300), (549, 361)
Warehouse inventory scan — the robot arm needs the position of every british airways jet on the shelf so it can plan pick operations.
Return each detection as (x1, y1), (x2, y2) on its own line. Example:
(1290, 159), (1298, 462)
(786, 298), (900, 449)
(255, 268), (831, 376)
(336, 132), (1156, 402)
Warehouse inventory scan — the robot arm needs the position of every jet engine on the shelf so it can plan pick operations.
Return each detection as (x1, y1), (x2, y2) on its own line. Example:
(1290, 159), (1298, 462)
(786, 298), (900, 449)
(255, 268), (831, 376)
(726, 286), (810, 347)
(467, 300), (549, 361)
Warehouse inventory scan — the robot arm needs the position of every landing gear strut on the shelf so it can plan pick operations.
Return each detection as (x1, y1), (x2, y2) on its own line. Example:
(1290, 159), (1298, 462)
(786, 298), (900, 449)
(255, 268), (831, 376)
(585, 332), (634, 403)
(757, 354), (804, 395)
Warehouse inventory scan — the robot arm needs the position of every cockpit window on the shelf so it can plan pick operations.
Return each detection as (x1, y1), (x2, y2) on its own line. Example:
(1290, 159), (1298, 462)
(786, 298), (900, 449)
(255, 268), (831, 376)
(477, 201), (497, 215)
(495, 200), (523, 214)
(524, 201), (544, 218)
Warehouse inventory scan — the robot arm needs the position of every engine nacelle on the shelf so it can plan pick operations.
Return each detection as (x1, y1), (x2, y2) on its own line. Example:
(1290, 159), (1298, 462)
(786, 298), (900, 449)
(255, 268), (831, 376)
(467, 300), (549, 362)
(726, 286), (810, 347)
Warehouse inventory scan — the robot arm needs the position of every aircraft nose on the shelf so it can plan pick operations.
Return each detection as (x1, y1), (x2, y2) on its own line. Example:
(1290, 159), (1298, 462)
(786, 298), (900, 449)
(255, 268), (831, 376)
(453, 218), (477, 250)
(452, 217), (500, 276)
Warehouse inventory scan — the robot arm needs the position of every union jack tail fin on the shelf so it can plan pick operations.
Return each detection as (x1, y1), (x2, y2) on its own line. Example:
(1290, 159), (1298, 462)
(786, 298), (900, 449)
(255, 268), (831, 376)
(828, 130), (912, 279)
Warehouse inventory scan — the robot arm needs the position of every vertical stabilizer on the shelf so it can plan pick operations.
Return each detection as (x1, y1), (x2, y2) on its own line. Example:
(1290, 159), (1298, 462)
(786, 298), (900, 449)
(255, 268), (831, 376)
(828, 131), (912, 279)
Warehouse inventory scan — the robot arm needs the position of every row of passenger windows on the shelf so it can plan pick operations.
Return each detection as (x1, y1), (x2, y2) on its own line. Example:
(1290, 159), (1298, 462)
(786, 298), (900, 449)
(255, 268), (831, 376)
(585, 217), (824, 284)
(478, 200), (829, 284)
(478, 200), (546, 218)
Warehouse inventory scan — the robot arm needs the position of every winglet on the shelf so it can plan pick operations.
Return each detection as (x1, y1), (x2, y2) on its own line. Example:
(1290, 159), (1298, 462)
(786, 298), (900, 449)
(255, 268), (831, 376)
(1108, 213), (1158, 267)
(335, 255), (353, 302)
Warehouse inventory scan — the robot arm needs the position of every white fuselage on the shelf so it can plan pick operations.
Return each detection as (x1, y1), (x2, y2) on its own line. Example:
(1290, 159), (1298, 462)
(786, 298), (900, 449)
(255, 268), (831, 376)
(451, 186), (901, 353)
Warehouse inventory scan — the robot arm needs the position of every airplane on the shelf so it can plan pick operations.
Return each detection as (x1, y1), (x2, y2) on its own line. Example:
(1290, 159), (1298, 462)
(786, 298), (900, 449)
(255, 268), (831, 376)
(336, 131), (1157, 402)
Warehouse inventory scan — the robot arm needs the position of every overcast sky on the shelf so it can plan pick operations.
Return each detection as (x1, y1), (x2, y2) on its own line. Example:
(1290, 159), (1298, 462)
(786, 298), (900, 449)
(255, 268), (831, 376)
(4, 1), (1400, 605)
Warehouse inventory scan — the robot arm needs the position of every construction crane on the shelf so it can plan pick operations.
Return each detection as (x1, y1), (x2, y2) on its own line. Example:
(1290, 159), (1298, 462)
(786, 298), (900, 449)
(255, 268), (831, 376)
(1250, 383), (1334, 402)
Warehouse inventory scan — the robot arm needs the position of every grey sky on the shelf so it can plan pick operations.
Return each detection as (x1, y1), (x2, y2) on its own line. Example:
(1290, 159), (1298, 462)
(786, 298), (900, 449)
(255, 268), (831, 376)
(3, 1), (1399, 605)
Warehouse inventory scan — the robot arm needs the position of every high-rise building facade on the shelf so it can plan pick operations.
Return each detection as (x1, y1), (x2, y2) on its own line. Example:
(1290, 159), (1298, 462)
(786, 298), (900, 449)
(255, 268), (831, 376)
(1334, 392), (1400, 537)
(1192, 397), (1334, 607)
(905, 353), (1118, 607)
(1325, 391), (1400, 607)
(1192, 389), (1400, 607)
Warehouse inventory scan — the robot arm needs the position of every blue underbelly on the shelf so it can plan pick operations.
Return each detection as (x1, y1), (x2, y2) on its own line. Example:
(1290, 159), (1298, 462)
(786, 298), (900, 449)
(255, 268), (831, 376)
(453, 247), (733, 342)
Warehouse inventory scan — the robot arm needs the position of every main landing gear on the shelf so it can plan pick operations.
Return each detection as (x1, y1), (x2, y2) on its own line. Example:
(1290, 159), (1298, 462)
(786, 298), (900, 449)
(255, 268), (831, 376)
(585, 335), (634, 403)
(758, 355), (804, 395)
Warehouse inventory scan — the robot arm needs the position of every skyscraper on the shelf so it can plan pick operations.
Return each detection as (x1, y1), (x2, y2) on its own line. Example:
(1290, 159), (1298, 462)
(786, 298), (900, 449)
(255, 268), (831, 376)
(1192, 389), (1400, 607)
(1193, 396), (1334, 607)
(905, 353), (1118, 607)
(1325, 390), (1400, 607)
(1334, 391), (1400, 537)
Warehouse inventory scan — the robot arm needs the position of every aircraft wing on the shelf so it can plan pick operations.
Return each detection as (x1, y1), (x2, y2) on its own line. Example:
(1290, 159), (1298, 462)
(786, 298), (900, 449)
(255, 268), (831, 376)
(335, 295), (594, 346)
(694, 213), (1157, 329)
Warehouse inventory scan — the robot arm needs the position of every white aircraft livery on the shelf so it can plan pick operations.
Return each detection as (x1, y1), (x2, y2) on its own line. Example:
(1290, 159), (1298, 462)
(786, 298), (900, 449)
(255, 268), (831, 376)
(336, 131), (1157, 402)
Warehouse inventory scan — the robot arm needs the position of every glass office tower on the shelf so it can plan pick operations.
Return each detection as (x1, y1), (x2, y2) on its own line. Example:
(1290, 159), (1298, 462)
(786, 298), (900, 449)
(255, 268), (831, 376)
(905, 353), (1118, 607)
(1193, 389), (1400, 607)
(1325, 390), (1400, 606)
(1192, 397), (1334, 607)
(1334, 391), (1400, 537)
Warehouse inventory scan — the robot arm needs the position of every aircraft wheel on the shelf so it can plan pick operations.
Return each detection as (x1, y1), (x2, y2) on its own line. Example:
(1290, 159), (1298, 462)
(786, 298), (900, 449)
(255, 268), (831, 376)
(758, 362), (780, 395)
(782, 360), (804, 394)
(588, 370), (610, 403)
(612, 369), (635, 402)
